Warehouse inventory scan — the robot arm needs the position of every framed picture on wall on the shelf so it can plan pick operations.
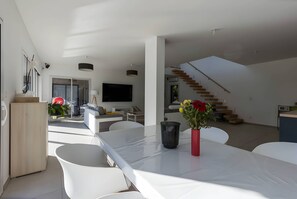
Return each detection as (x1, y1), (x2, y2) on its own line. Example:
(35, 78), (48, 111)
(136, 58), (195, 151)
(170, 85), (179, 103)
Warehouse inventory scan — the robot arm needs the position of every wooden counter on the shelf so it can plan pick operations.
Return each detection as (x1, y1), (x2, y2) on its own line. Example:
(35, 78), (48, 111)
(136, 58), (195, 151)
(10, 102), (48, 177)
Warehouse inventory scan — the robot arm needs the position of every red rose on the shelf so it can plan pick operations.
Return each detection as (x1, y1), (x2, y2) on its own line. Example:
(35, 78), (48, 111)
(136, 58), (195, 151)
(192, 100), (206, 112)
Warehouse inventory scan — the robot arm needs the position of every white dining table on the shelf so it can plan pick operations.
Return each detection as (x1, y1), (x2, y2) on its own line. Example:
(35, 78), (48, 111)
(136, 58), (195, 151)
(97, 125), (297, 199)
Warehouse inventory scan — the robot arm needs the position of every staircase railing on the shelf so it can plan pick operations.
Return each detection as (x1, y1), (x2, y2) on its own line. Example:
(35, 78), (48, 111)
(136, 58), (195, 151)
(186, 62), (231, 93)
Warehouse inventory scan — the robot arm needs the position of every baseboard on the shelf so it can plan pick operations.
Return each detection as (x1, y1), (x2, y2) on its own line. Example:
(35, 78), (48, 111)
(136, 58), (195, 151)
(0, 177), (10, 196)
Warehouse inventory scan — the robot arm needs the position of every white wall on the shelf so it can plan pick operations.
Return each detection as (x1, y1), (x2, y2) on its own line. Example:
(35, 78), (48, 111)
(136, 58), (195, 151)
(0, 0), (41, 191)
(180, 56), (297, 127)
(42, 64), (144, 112)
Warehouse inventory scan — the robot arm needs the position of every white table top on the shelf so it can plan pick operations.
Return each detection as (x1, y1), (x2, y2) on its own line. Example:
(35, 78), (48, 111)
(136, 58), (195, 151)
(98, 125), (297, 199)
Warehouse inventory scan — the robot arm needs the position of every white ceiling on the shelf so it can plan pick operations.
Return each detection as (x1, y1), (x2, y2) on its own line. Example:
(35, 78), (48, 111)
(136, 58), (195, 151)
(15, 0), (297, 69)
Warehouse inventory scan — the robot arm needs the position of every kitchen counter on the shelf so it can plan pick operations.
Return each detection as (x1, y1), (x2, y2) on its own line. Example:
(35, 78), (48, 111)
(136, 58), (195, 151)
(279, 110), (297, 118)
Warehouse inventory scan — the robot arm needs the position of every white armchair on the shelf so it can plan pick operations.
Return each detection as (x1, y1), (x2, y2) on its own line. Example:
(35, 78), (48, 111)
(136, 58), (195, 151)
(97, 191), (145, 199)
(182, 127), (229, 144)
(253, 142), (297, 165)
(55, 144), (130, 199)
(109, 121), (144, 131)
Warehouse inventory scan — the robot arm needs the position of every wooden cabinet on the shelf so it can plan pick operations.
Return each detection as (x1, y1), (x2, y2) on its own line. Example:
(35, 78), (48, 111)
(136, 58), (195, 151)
(10, 102), (48, 177)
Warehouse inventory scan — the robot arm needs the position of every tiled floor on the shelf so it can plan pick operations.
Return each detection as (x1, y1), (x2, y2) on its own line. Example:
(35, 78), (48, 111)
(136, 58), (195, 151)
(1, 121), (279, 199)
(209, 121), (279, 151)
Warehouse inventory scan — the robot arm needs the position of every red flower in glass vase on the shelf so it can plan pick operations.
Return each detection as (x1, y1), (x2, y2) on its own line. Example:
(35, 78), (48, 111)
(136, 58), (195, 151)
(192, 100), (206, 112)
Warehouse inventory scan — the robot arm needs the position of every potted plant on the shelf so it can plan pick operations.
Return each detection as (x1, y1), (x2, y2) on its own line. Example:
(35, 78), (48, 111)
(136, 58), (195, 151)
(48, 103), (70, 119)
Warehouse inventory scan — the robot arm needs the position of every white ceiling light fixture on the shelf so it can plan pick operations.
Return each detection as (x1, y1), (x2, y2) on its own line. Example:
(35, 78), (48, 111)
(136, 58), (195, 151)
(127, 64), (138, 77)
(126, 70), (138, 76)
(78, 63), (94, 71)
(78, 56), (93, 71)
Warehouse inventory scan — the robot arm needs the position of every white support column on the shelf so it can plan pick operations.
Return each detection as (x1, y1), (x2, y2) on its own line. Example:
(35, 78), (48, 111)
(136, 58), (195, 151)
(145, 36), (165, 126)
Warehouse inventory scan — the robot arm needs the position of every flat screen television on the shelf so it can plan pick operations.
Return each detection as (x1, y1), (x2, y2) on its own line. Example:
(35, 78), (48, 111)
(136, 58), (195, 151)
(102, 83), (133, 102)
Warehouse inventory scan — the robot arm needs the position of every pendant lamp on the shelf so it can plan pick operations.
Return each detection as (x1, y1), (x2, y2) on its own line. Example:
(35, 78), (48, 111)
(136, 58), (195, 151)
(78, 63), (93, 71)
(126, 70), (138, 76)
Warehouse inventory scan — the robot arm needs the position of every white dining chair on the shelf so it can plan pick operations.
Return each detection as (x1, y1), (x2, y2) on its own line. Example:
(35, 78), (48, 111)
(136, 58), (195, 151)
(55, 144), (135, 199)
(182, 127), (229, 144)
(109, 121), (144, 131)
(252, 142), (297, 165)
(97, 191), (145, 199)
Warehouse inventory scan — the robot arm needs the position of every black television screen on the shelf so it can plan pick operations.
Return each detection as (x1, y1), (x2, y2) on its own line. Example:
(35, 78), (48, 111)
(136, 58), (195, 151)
(102, 83), (133, 102)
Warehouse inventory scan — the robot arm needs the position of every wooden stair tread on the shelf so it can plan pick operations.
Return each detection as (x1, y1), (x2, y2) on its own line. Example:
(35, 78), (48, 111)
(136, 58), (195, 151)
(193, 87), (205, 90)
(193, 87), (204, 90)
(196, 91), (210, 94)
(208, 101), (222, 104)
(201, 94), (214, 97)
(189, 84), (201, 87)
(228, 119), (244, 124)
(205, 99), (219, 102)
(193, 88), (205, 91)
(216, 110), (233, 114)
(172, 70), (183, 72)
(214, 105), (227, 109)
(187, 82), (199, 85)
(224, 114), (238, 119)
(205, 97), (222, 104)
(177, 73), (189, 76)
(189, 84), (201, 88)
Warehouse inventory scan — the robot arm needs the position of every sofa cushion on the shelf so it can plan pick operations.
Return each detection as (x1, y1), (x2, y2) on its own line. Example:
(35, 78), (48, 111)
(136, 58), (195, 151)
(86, 103), (105, 115)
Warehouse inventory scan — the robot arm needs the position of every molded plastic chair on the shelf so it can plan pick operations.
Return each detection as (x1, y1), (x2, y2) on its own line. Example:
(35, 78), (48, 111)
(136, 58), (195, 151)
(97, 191), (144, 199)
(182, 127), (229, 144)
(109, 121), (144, 131)
(55, 144), (130, 199)
(252, 142), (297, 165)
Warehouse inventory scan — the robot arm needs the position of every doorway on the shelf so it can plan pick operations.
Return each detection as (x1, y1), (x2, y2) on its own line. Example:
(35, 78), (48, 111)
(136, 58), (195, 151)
(0, 18), (2, 195)
(52, 78), (89, 117)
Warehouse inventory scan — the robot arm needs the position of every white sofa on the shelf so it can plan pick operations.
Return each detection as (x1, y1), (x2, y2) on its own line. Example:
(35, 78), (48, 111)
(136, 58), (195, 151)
(84, 107), (123, 134)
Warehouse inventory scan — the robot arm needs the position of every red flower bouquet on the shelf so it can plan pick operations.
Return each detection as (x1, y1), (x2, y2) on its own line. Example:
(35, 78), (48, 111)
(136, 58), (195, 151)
(180, 100), (215, 156)
(179, 100), (214, 130)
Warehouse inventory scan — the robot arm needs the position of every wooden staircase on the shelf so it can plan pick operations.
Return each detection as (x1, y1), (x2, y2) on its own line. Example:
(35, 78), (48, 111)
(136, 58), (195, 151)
(172, 69), (243, 124)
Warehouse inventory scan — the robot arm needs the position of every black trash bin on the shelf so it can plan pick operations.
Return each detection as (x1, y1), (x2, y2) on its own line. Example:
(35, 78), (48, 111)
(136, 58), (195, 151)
(160, 121), (181, 149)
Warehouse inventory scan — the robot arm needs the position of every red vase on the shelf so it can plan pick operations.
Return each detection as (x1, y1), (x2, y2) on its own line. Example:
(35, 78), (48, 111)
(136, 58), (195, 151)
(191, 129), (200, 156)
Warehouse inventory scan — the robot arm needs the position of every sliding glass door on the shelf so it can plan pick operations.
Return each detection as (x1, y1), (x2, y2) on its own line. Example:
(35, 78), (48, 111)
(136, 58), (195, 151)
(52, 78), (89, 117)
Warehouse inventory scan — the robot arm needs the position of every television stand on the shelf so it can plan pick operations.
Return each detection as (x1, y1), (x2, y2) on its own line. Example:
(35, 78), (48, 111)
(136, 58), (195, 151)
(112, 107), (131, 115)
